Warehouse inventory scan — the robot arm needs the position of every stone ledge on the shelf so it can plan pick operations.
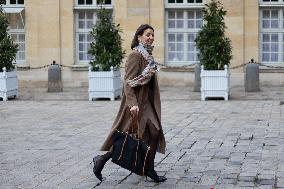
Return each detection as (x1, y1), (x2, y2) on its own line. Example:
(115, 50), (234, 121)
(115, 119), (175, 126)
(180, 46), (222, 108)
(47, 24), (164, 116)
(160, 67), (194, 72)
(70, 64), (89, 71)
(259, 67), (284, 73)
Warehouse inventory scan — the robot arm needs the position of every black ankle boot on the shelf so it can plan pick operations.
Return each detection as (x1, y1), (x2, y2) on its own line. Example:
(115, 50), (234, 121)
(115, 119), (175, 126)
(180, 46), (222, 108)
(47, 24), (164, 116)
(92, 151), (112, 181)
(146, 169), (167, 183)
(92, 156), (104, 181)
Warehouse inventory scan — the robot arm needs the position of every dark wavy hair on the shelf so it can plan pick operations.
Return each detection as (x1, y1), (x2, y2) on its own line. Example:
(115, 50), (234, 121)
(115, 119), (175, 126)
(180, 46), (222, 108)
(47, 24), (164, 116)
(131, 24), (154, 50)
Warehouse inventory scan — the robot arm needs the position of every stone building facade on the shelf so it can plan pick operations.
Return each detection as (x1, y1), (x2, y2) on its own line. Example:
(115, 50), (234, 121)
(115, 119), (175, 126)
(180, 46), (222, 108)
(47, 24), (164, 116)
(2, 0), (284, 87)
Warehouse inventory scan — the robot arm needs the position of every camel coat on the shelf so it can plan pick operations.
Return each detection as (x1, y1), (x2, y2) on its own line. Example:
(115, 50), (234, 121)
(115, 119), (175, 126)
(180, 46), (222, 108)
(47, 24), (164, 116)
(100, 51), (166, 154)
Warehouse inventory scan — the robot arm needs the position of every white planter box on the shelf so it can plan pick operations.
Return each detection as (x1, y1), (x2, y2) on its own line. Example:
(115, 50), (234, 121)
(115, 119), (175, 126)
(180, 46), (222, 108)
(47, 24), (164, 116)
(88, 67), (122, 101)
(200, 65), (230, 101)
(0, 68), (18, 101)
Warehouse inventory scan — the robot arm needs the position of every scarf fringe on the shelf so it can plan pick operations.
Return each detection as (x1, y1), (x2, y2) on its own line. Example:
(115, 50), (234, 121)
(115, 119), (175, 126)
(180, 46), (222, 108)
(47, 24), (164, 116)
(127, 44), (158, 88)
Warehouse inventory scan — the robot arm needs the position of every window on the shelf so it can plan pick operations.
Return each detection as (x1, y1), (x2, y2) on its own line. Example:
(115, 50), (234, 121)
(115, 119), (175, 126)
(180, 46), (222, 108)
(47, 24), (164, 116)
(96, 0), (112, 5)
(74, 0), (112, 64)
(259, 0), (284, 6)
(75, 11), (95, 63)
(8, 13), (25, 63)
(2, 0), (25, 64)
(261, 0), (281, 2)
(78, 0), (93, 5)
(75, 0), (112, 6)
(165, 6), (203, 65)
(165, 0), (203, 65)
(167, 0), (202, 4)
(260, 6), (284, 64)
(2, 0), (24, 5)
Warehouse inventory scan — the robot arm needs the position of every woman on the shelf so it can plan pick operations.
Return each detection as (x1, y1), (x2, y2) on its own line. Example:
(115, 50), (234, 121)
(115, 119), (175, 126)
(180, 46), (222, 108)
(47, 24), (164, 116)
(92, 24), (166, 183)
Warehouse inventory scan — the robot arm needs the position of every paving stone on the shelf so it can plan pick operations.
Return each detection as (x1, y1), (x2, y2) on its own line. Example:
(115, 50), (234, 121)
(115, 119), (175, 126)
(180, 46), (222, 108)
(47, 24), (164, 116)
(193, 185), (215, 189)
(181, 172), (202, 183)
(238, 181), (255, 187)
(240, 133), (253, 140)
(0, 184), (19, 189)
(217, 178), (236, 185)
(256, 185), (274, 189)
(256, 174), (276, 185)
(157, 183), (195, 189)
(1, 87), (284, 188)
(276, 177), (284, 188)
(238, 172), (257, 182)
(213, 152), (231, 159)
(213, 184), (237, 189)
(246, 153), (262, 160)
(219, 173), (238, 179)
(228, 157), (244, 165)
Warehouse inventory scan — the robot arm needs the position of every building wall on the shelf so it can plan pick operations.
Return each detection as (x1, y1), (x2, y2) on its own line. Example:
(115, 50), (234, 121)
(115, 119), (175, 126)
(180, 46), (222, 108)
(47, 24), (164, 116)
(223, 0), (245, 72)
(26, 0), (61, 67)
(10, 0), (284, 88)
(244, 0), (259, 63)
(20, 0), (87, 87)
(114, 0), (165, 64)
(60, 0), (75, 68)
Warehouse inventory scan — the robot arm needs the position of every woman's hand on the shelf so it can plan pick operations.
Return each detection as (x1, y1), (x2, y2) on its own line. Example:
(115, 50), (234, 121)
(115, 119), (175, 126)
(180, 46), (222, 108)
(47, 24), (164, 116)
(130, 106), (139, 115)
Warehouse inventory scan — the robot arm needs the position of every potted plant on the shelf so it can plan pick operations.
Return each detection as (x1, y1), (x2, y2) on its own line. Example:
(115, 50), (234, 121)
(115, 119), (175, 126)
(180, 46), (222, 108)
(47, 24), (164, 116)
(195, 0), (232, 101)
(88, 2), (125, 101)
(0, 4), (19, 101)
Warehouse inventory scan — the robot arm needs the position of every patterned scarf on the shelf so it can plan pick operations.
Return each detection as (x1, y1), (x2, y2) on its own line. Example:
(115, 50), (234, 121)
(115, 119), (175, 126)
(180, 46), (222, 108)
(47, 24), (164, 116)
(127, 43), (158, 87)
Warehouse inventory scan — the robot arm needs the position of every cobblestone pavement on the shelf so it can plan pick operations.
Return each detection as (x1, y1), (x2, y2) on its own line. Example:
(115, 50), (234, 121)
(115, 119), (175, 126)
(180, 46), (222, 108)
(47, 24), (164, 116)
(1, 86), (284, 189)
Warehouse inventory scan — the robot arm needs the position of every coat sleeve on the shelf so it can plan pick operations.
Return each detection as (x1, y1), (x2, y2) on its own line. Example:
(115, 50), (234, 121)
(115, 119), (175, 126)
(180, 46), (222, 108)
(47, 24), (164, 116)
(124, 52), (141, 107)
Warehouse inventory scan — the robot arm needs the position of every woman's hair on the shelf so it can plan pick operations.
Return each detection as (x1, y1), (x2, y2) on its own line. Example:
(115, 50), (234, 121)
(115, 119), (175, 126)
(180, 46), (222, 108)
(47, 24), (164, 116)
(131, 24), (154, 49)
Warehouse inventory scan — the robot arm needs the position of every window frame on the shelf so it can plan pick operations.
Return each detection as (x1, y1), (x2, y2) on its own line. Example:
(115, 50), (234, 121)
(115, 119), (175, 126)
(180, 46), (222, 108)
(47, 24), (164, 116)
(2, 0), (25, 7)
(74, 0), (113, 10)
(259, 5), (284, 65)
(259, 0), (284, 7)
(75, 10), (97, 64)
(165, 1), (204, 66)
(10, 32), (26, 64)
(74, 0), (113, 64)
(3, 0), (26, 64)
(165, 0), (203, 9)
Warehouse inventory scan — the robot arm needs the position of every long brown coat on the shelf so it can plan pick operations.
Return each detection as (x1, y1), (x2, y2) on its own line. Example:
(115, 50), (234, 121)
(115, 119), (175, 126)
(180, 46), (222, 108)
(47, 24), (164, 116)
(100, 51), (166, 154)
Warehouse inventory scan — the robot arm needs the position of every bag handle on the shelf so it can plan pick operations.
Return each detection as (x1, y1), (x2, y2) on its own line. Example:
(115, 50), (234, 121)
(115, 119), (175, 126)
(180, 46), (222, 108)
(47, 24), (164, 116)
(129, 111), (140, 139)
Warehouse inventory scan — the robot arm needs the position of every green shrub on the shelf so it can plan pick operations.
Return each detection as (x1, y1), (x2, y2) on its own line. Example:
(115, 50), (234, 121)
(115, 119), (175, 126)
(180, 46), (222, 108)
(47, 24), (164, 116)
(195, 0), (232, 70)
(0, 5), (18, 72)
(88, 3), (125, 71)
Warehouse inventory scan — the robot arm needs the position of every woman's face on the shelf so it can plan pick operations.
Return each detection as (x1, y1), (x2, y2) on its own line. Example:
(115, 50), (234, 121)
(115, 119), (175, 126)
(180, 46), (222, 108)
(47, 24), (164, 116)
(138, 28), (154, 46)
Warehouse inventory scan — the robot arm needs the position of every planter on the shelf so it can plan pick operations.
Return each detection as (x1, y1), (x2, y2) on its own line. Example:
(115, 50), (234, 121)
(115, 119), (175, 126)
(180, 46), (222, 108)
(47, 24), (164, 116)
(88, 67), (122, 101)
(200, 65), (230, 101)
(0, 68), (18, 101)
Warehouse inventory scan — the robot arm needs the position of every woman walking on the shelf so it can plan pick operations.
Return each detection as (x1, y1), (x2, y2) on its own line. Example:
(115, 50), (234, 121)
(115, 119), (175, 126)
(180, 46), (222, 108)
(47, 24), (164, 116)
(92, 24), (166, 183)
